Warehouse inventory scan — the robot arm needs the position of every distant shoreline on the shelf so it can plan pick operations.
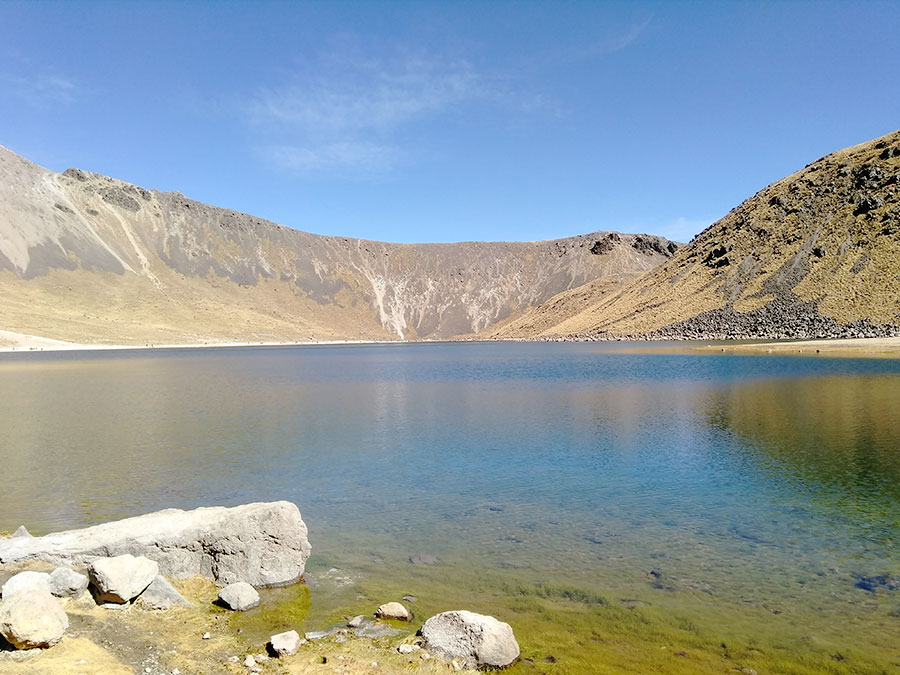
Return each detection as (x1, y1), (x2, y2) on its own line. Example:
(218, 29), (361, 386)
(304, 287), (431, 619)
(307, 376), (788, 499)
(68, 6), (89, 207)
(693, 336), (900, 358)
(3, 330), (900, 358)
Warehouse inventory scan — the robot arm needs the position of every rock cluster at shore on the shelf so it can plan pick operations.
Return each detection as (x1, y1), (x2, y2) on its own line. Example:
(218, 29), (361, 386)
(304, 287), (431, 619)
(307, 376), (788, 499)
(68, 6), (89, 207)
(1, 502), (521, 671)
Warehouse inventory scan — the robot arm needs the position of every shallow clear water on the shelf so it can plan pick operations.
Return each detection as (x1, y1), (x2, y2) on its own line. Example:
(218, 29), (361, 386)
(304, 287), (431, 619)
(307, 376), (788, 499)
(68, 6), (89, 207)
(2, 342), (899, 671)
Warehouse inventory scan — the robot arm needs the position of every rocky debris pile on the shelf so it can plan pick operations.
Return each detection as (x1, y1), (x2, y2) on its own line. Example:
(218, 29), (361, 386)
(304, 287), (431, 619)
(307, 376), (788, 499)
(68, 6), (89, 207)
(420, 610), (520, 669)
(0, 501), (311, 588)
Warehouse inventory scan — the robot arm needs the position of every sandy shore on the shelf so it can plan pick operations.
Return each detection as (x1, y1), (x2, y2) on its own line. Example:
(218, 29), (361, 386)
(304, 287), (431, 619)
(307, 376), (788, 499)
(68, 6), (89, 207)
(696, 336), (900, 358)
(0, 329), (395, 354)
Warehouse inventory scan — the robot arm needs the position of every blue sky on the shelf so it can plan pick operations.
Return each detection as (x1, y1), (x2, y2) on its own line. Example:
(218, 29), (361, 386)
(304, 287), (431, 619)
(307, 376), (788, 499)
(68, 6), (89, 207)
(2, 1), (898, 244)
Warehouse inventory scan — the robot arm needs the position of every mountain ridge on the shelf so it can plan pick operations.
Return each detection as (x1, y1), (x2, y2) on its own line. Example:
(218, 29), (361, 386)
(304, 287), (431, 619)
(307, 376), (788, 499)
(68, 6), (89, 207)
(0, 145), (678, 344)
(490, 128), (900, 340)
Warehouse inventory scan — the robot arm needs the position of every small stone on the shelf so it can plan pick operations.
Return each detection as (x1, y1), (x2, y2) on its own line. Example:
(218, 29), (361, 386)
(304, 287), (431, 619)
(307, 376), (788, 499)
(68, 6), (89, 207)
(136, 576), (191, 610)
(202, 632), (211, 640)
(398, 644), (416, 654)
(375, 602), (411, 621)
(227, 655), (239, 662)
(244, 654), (256, 667)
(11, 525), (32, 538)
(49, 567), (89, 599)
(409, 554), (438, 565)
(269, 629), (302, 657)
(420, 652), (431, 660)
(1, 571), (52, 600)
(0, 588), (69, 649)
(89, 554), (159, 603)
(218, 582), (259, 611)
(370, 662), (378, 668)
(347, 615), (364, 627)
(401, 595), (418, 604)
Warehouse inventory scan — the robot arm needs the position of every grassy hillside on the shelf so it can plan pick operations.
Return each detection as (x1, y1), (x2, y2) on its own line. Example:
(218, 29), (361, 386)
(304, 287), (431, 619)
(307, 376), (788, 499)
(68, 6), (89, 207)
(491, 129), (900, 340)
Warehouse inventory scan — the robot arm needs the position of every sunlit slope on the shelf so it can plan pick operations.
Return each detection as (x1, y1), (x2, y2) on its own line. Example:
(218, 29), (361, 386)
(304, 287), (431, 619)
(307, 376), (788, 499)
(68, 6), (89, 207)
(0, 146), (678, 344)
(492, 129), (900, 339)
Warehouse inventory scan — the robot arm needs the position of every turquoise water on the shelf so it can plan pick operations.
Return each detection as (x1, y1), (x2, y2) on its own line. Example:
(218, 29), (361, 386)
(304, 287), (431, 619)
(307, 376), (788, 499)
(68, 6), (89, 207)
(2, 342), (900, 671)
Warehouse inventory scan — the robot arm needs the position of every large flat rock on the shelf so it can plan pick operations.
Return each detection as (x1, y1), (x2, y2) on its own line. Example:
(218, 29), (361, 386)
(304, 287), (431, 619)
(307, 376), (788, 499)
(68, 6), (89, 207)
(0, 501), (310, 587)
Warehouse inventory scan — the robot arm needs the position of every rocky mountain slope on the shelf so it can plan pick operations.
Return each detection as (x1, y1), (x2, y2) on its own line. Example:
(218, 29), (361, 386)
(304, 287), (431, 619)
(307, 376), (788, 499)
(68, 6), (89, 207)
(491, 129), (900, 340)
(0, 146), (677, 345)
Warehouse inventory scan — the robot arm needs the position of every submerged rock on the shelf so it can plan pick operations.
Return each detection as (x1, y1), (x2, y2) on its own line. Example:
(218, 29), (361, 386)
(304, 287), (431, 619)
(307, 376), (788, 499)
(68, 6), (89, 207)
(89, 554), (158, 604)
(0, 501), (311, 588)
(217, 581), (259, 611)
(0, 588), (69, 649)
(420, 610), (519, 669)
(854, 573), (900, 593)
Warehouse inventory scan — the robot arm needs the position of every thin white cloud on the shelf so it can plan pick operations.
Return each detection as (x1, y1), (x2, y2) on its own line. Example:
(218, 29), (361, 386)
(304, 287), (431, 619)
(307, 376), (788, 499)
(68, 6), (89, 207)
(263, 141), (398, 174)
(246, 48), (488, 174)
(1, 72), (77, 108)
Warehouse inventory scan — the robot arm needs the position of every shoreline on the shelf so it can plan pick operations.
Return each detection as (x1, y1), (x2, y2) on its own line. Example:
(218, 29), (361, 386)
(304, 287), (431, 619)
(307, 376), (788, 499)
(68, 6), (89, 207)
(3, 329), (900, 358)
(693, 335), (900, 357)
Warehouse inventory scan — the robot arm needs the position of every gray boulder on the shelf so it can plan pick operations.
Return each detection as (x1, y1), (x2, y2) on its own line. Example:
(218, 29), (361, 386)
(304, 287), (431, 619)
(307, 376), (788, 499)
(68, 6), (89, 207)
(1, 571), (51, 600)
(269, 629), (302, 656)
(0, 501), (311, 587)
(135, 575), (191, 610)
(89, 554), (158, 604)
(0, 588), (69, 649)
(218, 581), (259, 611)
(49, 567), (89, 599)
(420, 610), (519, 669)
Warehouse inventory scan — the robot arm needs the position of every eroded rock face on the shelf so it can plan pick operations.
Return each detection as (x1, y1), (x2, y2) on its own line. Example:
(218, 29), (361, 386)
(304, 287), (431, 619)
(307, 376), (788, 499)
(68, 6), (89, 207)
(420, 610), (519, 669)
(0, 501), (311, 588)
(0, 589), (69, 649)
(88, 554), (158, 604)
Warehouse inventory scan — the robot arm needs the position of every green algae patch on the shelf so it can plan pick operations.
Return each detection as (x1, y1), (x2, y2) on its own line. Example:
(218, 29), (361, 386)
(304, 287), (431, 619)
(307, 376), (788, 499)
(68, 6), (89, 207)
(227, 582), (312, 646)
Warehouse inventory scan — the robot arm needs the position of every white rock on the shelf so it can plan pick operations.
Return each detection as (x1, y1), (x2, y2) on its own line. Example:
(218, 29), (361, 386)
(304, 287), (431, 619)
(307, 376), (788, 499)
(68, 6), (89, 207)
(269, 629), (301, 656)
(218, 582), (259, 611)
(202, 632), (211, 640)
(89, 554), (158, 603)
(49, 567), (89, 599)
(347, 614), (364, 627)
(11, 526), (32, 538)
(135, 575), (191, 610)
(244, 654), (256, 667)
(398, 644), (415, 654)
(421, 610), (519, 669)
(0, 588), (69, 649)
(375, 602), (410, 621)
(0, 501), (310, 587)
(1, 571), (51, 600)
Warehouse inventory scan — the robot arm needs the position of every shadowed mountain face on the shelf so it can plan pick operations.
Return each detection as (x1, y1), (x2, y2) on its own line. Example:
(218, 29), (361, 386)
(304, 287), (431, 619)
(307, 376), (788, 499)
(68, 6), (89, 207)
(0, 146), (677, 344)
(492, 129), (900, 340)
